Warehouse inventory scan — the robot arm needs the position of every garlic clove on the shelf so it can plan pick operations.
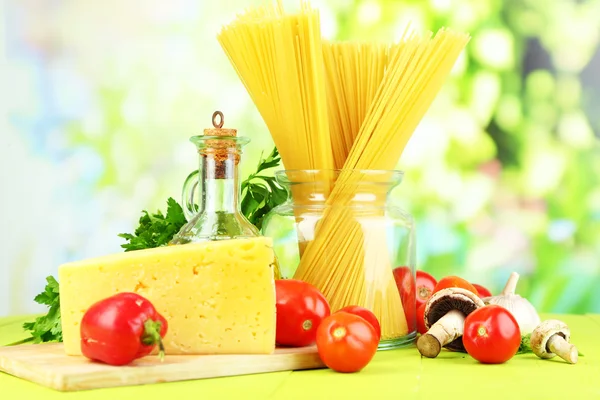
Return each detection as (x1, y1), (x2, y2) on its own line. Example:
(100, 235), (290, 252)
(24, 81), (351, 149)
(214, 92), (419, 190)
(484, 272), (541, 335)
(485, 295), (541, 335)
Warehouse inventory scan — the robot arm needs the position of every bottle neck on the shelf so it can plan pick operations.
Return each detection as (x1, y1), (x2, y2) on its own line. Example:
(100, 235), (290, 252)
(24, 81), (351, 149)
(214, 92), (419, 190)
(199, 154), (239, 213)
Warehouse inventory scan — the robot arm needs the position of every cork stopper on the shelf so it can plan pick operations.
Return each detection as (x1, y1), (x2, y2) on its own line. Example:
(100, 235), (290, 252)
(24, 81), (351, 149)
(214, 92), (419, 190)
(200, 111), (240, 179)
(203, 111), (237, 137)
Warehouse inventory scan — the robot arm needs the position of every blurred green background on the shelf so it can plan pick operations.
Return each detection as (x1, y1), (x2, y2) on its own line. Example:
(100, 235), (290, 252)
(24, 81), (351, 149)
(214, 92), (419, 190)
(0, 0), (599, 316)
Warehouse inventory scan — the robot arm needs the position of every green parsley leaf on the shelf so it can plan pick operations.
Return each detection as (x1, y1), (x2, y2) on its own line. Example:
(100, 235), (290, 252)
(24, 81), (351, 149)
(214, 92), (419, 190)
(33, 275), (60, 306)
(118, 197), (187, 251)
(240, 147), (286, 230)
(10, 276), (63, 345)
(254, 147), (281, 173)
(516, 333), (532, 354)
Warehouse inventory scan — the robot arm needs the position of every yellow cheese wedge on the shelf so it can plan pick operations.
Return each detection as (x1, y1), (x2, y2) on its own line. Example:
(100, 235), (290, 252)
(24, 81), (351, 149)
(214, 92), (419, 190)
(58, 237), (276, 356)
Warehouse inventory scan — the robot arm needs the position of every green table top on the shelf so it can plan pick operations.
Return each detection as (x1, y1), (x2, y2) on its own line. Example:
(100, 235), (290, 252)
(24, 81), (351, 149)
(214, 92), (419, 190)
(1, 314), (598, 399)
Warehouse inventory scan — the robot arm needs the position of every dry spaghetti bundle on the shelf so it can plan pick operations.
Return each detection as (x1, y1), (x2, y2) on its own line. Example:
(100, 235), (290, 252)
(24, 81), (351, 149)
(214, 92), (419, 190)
(217, 0), (470, 341)
(217, 1), (334, 171)
(294, 29), (470, 338)
(323, 41), (395, 169)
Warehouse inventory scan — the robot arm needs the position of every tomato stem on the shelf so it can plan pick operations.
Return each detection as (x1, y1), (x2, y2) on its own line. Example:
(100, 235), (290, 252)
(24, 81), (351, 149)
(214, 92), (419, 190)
(477, 326), (487, 337)
(333, 326), (347, 339)
(142, 319), (166, 361)
(302, 320), (313, 331)
(418, 287), (431, 299)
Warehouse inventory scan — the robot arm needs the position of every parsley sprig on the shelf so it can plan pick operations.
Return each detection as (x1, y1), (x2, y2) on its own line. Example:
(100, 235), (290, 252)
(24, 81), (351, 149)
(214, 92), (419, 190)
(240, 147), (287, 230)
(516, 333), (532, 354)
(9, 276), (63, 345)
(118, 198), (187, 252)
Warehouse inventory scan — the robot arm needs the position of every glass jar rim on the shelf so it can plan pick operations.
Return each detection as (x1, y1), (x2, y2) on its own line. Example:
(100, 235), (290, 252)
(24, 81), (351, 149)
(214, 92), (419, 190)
(275, 169), (404, 184)
(189, 135), (251, 148)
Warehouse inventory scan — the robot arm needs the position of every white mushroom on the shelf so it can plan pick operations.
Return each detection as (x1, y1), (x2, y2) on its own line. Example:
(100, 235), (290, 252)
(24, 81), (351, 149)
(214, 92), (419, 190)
(530, 319), (578, 364)
(417, 288), (485, 358)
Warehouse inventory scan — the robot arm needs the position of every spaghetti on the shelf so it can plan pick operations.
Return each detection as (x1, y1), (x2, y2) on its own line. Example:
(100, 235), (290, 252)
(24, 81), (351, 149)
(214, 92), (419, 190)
(323, 41), (393, 169)
(293, 29), (470, 339)
(217, 1), (334, 171)
(217, 0), (470, 341)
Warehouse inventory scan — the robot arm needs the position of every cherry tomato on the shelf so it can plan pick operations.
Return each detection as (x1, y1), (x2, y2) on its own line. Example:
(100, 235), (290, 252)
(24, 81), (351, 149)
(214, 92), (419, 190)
(393, 268), (436, 332)
(473, 283), (492, 298)
(415, 271), (437, 306)
(433, 275), (478, 295)
(275, 279), (331, 347)
(336, 306), (381, 341)
(463, 305), (521, 364)
(316, 312), (378, 373)
(416, 302), (427, 335)
(392, 266), (416, 332)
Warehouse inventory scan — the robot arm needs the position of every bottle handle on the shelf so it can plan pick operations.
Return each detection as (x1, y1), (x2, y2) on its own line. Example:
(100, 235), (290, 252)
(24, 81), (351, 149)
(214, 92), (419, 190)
(182, 170), (200, 221)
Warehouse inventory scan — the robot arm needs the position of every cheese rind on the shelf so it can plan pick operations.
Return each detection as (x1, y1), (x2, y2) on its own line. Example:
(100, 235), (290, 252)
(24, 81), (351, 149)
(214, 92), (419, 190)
(58, 237), (276, 356)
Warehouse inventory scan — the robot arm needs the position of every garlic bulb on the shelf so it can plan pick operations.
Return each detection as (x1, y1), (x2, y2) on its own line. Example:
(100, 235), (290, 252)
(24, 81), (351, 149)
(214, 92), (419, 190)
(483, 272), (541, 335)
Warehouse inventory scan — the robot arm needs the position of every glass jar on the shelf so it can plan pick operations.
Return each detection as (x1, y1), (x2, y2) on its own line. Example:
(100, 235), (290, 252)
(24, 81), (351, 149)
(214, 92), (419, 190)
(262, 169), (416, 349)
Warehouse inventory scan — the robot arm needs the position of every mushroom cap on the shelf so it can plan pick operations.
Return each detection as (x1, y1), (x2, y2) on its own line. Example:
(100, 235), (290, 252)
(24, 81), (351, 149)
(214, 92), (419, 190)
(424, 287), (485, 352)
(530, 319), (571, 359)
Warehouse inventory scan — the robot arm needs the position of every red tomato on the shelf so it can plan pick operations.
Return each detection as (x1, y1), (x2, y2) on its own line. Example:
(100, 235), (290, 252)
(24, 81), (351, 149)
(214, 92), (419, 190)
(433, 275), (478, 295)
(463, 305), (521, 364)
(392, 266), (415, 332)
(416, 302), (427, 335)
(415, 271), (437, 306)
(392, 268), (436, 332)
(473, 283), (492, 298)
(275, 279), (330, 347)
(316, 312), (378, 373)
(336, 306), (381, 341)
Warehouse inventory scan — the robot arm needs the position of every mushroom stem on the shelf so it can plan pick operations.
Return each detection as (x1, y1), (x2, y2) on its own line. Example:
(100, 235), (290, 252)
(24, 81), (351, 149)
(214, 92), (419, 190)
(417, 309), (465, 358)
(547, 334), (578, 364)
(501, 272), (520, 295)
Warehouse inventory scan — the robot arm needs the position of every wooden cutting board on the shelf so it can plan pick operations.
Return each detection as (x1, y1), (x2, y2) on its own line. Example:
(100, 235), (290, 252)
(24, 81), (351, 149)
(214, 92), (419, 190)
(0, 343), (325, 392)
